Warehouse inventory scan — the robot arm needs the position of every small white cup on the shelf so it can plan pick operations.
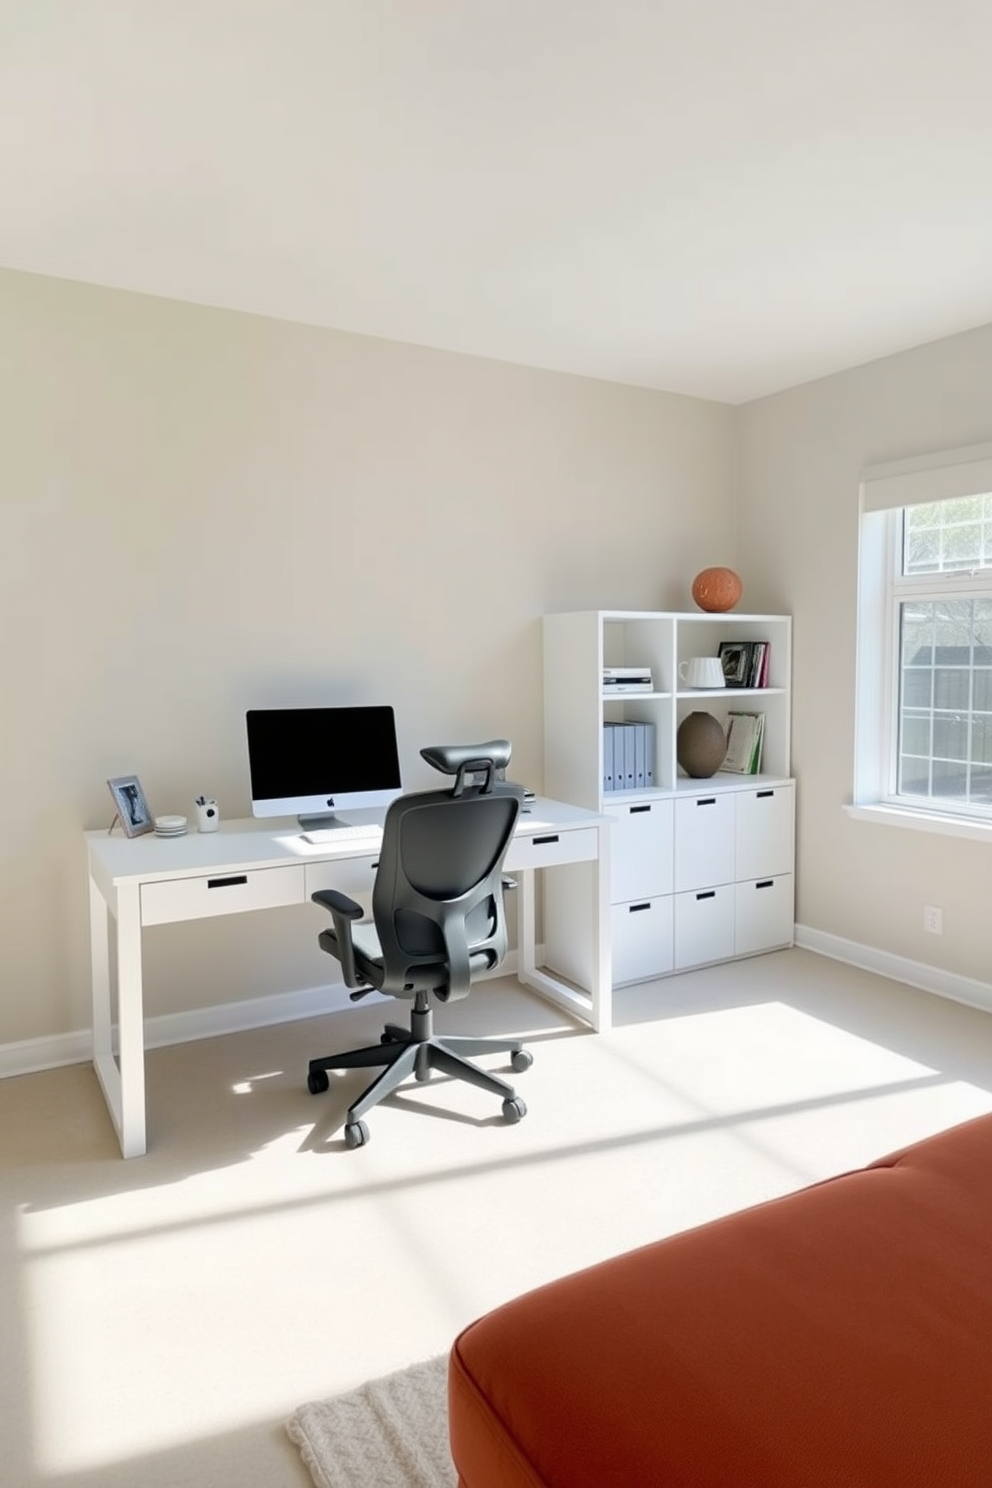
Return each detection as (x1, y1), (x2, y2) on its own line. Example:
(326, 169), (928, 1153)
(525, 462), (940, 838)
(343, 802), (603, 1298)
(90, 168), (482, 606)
(194, 798), (220, 833)
(679, 656), (726, 689)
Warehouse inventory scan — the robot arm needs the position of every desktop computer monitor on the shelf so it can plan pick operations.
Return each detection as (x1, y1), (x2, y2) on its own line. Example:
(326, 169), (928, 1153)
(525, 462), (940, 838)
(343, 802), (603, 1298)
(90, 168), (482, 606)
(246, 705), (403, 831)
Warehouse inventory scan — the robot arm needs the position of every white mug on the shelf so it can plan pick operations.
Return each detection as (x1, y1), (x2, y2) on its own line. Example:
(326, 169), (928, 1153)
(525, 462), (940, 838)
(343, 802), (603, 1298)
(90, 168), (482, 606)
(678, 656), (726, 689)
(194, 797), (220, 833)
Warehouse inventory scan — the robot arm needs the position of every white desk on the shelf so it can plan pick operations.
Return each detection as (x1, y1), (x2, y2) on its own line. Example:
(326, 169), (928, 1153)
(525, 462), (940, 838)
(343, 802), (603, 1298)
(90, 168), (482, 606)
(85, 798), (611, 1157)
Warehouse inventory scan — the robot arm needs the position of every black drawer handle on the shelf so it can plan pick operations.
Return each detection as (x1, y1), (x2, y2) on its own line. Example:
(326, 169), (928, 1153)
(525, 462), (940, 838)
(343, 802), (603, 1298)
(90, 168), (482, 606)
(756, 789), (774, 799)
(630, 804), (651, 815)
(696, 890), (716, 901)
(628, 902), (651, 913)
(696, 797), (716, 807)
(207, 875), (248, 889)
(533, 834), (560, 845)
(756, 879), (774, 890)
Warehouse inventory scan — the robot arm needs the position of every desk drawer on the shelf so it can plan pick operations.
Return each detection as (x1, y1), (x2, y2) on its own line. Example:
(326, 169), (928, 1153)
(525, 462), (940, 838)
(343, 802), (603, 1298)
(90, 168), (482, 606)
(505, 827), (598, 872)
(140, 864), (305, 926)
(612, 895), (674, 985)
(305, 858), (379, 899)
(734, 874), (794, 956)
(673, 882), (735, 969)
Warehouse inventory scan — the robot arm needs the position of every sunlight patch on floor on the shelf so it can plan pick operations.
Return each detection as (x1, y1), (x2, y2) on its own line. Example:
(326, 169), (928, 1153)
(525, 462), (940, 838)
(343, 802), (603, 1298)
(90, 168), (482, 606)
(12, 980), (992, 1480)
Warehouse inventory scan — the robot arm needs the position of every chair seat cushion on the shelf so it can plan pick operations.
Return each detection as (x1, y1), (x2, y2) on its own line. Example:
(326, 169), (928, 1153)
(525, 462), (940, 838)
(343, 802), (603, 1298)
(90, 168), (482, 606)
(350, 921), (494, 994)
(448, 1113), (992, 1488)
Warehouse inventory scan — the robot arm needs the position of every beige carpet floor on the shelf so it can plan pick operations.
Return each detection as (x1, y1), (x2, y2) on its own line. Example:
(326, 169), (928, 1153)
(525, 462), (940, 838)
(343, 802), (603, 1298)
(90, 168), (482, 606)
(2, 948), (992, 1487)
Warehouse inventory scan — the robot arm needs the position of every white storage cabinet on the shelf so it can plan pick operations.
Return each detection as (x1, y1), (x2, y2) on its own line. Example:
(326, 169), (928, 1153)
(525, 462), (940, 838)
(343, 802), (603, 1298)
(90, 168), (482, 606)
(542, 610), (795, 988)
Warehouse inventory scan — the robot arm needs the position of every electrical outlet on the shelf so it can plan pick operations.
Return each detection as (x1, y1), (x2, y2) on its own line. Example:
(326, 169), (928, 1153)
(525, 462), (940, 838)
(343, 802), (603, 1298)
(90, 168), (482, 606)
(924, 905), (943, 935)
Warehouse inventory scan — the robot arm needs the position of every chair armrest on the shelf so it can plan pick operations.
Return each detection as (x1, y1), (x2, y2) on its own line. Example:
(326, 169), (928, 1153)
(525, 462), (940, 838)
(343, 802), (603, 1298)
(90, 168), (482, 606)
(311, 888), (364, 919)
(311, 888), (365, 988)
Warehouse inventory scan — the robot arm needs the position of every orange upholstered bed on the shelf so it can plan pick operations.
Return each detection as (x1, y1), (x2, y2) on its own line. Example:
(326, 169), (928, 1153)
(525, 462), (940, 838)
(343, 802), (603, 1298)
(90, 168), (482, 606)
(448, 1113), (992, 1487)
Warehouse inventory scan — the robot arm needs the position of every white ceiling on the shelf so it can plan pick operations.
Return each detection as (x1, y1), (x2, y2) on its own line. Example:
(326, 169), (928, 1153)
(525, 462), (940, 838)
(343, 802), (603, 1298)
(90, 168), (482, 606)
(4, 1), (992, 404)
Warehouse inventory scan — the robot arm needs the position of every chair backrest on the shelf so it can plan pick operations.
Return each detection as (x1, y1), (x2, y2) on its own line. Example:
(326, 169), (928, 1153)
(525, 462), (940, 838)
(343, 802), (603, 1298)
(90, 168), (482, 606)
(370, 742), (525, 1003)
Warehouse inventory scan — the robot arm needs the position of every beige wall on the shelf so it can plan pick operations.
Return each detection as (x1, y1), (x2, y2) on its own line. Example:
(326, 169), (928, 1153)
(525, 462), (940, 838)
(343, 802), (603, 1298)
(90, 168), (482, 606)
(0, 267), (736, 1047)
(737, 321), (992, 987)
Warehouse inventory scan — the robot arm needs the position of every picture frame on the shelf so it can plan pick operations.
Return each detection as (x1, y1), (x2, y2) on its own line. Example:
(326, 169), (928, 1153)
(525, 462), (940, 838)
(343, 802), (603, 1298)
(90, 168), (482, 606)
(717, 641), (750, 688)
(107, 775), (154, 837)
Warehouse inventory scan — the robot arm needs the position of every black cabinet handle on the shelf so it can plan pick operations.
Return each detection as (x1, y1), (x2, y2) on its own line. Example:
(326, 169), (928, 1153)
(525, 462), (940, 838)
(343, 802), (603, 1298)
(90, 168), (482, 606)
(207, 875), (248, 889)
(756, 879), (773, 890)
(696, 890), (716, 901)
(757, 789), (774, 799)
(533, 834), (560, 845)
(629, 902), (651, 913)
(696, 797), (716, 807)
(630, 804), (651, 815)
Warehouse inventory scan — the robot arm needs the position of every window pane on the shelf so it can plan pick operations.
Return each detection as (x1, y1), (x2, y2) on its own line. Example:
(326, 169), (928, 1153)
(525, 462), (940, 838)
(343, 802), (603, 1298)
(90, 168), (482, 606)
(897, 597), (992, 813)
(970, 766), (992, 804)
(901, 607), (934, 663)
(932, 713), (968, 758)
(898, 755), (931, 795)
(971, 715), (992, 764)
(901, 669), (932, 707)
(932, 669), (969, 709)
(900, 711), (931, 755)
(904, 528), (939, 572)
(931, 761), (969, 797)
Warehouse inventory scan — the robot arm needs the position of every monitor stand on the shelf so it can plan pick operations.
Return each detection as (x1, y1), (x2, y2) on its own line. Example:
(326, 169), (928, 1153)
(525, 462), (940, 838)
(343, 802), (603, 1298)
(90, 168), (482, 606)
(298, 811), (351, 834)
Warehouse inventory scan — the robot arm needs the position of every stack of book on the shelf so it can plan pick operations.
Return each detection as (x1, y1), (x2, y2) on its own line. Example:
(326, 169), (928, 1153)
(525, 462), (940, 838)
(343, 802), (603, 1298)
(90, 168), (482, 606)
(720, 711), (765, 774)
(603, 721), (656, 791)
(718, 640), (769, 689)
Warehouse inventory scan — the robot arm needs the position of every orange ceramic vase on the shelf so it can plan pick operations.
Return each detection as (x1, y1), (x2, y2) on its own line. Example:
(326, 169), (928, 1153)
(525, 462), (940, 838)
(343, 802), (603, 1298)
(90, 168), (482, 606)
(691, 567), (743, 613)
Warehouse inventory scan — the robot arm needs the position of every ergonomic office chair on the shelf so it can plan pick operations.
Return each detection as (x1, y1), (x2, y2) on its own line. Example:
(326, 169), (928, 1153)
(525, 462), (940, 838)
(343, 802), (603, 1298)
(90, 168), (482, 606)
(307, 740), (532, 1148)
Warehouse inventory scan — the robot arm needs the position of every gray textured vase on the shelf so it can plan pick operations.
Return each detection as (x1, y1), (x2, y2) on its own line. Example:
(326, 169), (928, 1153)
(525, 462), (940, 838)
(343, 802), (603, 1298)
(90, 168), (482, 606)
(676, 711), (727, 778)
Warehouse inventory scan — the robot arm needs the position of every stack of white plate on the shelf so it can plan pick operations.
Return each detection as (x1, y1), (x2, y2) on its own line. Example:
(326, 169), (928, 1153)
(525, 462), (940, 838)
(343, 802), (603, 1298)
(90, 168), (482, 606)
(154, 814), (188, 838)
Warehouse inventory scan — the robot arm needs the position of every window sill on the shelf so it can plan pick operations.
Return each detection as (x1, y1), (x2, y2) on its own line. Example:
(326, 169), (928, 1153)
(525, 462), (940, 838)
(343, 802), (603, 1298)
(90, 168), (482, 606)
(845, 802), (992, 844)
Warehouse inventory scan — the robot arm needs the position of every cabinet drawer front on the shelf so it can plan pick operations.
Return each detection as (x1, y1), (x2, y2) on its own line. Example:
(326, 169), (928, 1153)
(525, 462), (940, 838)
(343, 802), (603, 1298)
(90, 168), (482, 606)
(734, 874), (794, 956)
(735, 785), (795, 881)
(611, 896), (674, 985)
(141, 864), (305, 926)
(674, 793), (735, 892)
(673, 883), (735, 969)
(305, 858), (380, 900)
(606, 800), (674, 903)
(505, 826), (598, 872)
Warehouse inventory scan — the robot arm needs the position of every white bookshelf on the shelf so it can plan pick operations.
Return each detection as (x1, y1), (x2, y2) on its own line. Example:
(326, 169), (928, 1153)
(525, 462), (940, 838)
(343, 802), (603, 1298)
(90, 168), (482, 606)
(543, 611), (795, 987)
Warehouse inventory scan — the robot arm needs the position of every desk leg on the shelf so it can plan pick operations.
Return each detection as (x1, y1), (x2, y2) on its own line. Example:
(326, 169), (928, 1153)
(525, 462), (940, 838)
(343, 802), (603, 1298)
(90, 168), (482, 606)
(90, 877), (147, 1159)
(90, 874), (112, 1075)
(588, 820), (612, 1032)
(515, 845), (612, 1033)
(517, 867), (536, 982)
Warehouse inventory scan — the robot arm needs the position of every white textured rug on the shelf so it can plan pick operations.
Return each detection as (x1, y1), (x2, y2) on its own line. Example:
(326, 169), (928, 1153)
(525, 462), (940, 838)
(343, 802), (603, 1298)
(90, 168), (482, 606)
(287, 1354), (456, 1488)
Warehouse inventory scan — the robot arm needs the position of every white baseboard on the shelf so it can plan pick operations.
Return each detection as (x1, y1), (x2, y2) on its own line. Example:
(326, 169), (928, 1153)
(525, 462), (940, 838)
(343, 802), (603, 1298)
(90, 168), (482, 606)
(10, 935), (985, 1083)
(794, 924), (992, 1017)
(0, 950), (525, 1082)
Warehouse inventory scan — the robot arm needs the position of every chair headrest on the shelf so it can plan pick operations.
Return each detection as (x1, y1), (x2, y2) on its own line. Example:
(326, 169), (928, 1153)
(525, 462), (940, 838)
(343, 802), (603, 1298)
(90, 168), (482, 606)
(420, 739), (512, 777)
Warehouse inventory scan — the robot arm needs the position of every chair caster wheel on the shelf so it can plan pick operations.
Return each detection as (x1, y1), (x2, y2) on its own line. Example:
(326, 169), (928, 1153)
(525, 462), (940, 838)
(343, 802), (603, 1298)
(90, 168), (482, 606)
(344, 1120), (369, 1149)
(502, 1097), (526, 1124)
(510, 1049), (533, 1073)
(307, 1069), (329, 1095)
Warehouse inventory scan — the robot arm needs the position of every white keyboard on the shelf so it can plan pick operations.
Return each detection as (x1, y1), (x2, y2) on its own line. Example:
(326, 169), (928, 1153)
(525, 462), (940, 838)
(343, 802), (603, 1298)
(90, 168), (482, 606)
(302, 824), (384, 845)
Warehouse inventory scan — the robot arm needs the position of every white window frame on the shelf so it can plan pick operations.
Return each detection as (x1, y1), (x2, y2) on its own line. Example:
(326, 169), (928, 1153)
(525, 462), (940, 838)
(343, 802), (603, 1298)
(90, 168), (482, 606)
(849, 441), (992, 843)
